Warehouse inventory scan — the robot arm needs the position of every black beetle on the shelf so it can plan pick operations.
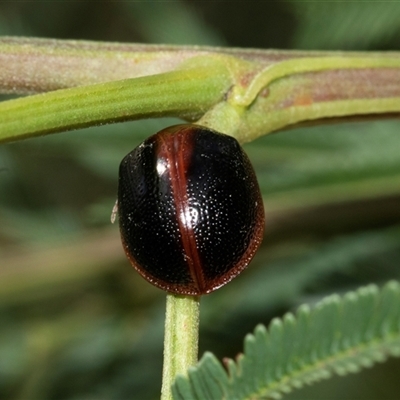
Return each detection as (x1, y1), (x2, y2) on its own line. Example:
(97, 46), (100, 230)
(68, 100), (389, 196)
(115, 124), (264, 295)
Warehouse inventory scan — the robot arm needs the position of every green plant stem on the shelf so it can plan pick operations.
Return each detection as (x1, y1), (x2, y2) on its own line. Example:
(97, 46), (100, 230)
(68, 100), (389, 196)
(0, 57), (232, 143)
(161, 294), (200, 400)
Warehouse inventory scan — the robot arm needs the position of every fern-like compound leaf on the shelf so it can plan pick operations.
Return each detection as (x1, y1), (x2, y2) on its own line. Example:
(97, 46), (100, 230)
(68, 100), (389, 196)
(172, 281), (400, 400)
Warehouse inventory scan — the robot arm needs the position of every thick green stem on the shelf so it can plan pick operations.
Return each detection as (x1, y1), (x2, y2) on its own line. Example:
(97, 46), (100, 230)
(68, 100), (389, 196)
(161, 294), (200, 400)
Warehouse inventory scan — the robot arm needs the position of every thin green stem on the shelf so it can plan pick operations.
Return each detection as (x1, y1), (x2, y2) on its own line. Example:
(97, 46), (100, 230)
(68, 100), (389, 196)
(0, 57), (232, 143)
(161, 294), (200, 400)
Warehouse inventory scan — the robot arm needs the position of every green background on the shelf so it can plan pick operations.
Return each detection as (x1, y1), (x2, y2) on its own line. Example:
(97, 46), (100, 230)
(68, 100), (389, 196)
(1, 1), (400, 399)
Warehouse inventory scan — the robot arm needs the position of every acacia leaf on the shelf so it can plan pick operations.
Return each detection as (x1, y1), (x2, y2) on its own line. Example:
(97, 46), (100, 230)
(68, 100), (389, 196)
(172, 281), (400, 399)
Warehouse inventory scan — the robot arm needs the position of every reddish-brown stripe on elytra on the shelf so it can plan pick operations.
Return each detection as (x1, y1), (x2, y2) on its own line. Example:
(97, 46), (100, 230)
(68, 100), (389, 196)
(157, 126), (207, 293)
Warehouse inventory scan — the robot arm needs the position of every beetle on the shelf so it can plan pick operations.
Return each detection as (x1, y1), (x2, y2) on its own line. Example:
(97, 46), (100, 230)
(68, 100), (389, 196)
(114, 124), (264, 295)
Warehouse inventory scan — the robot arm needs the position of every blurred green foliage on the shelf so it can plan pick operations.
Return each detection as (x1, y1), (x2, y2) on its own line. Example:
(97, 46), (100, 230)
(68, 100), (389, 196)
(1, 1), (400, 399)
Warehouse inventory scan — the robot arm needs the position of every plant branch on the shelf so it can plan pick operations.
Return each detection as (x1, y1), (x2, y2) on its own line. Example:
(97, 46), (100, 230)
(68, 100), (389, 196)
(2, 37), (400, 94)
(161, 294), (200, 400)
(1, 36), (400, 145)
